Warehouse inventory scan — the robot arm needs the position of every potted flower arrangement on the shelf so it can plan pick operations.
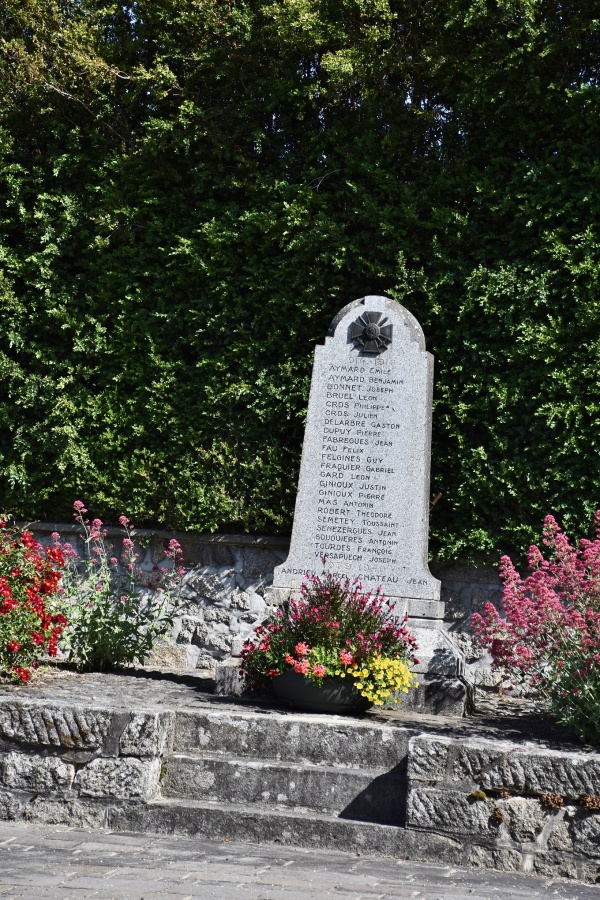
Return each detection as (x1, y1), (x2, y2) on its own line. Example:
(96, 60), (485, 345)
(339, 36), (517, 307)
(240, 567), (419, 713)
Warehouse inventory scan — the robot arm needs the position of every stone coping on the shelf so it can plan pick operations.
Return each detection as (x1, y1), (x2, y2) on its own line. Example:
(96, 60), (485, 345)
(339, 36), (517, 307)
(20, 523), (503, 570)
(0, 667), (587, 754)
(22, 522), (291, 550)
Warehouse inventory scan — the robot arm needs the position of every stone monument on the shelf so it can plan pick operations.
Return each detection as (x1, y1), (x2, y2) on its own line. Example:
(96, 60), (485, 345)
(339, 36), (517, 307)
(272, 295), (462, 683)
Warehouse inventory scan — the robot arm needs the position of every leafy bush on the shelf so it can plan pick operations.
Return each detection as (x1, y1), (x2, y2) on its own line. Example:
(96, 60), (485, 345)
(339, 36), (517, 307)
(0, 1), (599, 559)
(240, 568), (418, 705)
(472, 513), (600, 745)
(57, 502), (185, 671)
(0, 521), (67, 682)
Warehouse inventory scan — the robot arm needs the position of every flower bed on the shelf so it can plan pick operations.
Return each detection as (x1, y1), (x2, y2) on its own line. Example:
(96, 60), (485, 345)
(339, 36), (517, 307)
(0, 502), (185, 680)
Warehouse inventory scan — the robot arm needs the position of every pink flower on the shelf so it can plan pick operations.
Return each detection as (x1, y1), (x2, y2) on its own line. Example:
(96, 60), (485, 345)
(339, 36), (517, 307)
(294, 659), (310, 675)
(312, 664), (327, 678)
(294, 642), (310, 657)
(339, 650), (354, 665)
(118, 515), (130, 527)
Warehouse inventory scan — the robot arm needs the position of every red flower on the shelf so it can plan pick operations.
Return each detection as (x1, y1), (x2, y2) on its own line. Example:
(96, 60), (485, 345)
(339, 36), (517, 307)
(6, 641), (21, 653)
(12, 666), (31, 683)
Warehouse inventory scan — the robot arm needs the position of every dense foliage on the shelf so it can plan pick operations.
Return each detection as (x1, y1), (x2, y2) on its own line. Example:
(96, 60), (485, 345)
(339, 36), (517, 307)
(472, 512), (600, 745)
(240, 569), (418, 704)
(0, 0), (599, 558)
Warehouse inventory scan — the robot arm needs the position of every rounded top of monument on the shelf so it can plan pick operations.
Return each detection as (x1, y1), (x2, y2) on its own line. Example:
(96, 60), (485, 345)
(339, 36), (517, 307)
(326, 295), (426, 352)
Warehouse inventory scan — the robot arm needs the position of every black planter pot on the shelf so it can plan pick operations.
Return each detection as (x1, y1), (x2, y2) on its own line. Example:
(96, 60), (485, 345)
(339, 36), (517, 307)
(271, 669), (373, 714)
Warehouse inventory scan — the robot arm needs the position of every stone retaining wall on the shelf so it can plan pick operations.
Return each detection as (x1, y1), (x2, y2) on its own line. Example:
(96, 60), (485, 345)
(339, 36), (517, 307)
(0, 697), (172, 828)
(406, 733), (600, 881)
(30, 525), (502, 680)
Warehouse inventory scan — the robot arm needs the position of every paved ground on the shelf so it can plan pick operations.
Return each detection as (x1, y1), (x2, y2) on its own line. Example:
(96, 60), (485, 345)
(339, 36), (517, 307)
(0, 821), (597, 900)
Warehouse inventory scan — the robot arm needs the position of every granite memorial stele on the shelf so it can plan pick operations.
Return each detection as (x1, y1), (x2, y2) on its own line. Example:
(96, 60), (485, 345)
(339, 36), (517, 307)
(272, 295), (462, 683)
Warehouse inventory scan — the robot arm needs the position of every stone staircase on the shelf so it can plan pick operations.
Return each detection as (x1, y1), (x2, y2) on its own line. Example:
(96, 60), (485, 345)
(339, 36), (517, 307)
(111, 705), (412, 856)
(2, 674), (599, 880)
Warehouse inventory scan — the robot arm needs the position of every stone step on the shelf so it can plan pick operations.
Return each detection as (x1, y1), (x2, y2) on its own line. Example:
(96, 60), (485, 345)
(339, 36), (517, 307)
(173, 707), (411, 769)
(161, 752), (405, 823)
(108, 796), (414, 858)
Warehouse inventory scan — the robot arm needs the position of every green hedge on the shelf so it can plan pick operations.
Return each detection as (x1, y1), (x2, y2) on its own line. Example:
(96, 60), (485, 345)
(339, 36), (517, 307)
(0, 0), (599, 560)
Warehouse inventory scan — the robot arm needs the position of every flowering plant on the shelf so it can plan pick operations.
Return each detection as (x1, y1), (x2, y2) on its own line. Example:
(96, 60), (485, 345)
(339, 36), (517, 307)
(56, 502), (185, 672)
(0, 521), (68, 683)
(472, 512), (600, 744)
(240, 568), (419, 706)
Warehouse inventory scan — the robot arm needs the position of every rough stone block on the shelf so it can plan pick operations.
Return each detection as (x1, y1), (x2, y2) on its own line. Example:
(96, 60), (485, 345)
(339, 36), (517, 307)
(184, 569), (235, 602)
(206, 633), (233, 658)
(532, 850), (580, 879)
(441, 588), (468, 620)
(203, 606), (232, 624)
(176, 540), (208, 566)
(480, 750), (600, 798)
(498, 797), (547, 843)
(400, 678), (467, 716)
(471, 665), (503, 688)
(74, 757), (160, 800)
(202, 543), (236, 568)
(230, 588), (251, 610)
(176, 616), (201, 644)
(406, 786), (493, 835)
(570, 813), (600, 857)
(407, 738), (449, 781)
(546, 814), (574, 852)
(23, 797), (107, 828)
(448, 632), (485, 662)
(1, 752), (74, 791)
(0, 790), (21, 821)
(191, 622), (209, 646)
(214, 659), (244, 697)
(243, 548), (283, 580)
(433, 565), (500, 586)
(451, 743), (504, 785)
(467, 845), (523, 872)
(119, 712), (173, 757)
(0, 702), (112, 751)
